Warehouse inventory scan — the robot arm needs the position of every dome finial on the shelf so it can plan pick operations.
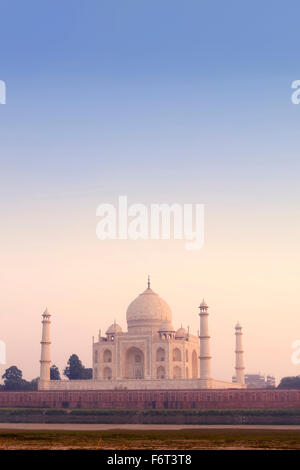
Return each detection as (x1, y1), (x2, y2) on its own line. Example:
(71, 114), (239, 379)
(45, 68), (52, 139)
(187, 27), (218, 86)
(147, 275), (150, 289)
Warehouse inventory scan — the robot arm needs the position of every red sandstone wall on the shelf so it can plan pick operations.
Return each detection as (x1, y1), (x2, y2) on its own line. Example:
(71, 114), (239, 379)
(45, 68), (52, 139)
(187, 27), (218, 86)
(0, 389), (300, 409)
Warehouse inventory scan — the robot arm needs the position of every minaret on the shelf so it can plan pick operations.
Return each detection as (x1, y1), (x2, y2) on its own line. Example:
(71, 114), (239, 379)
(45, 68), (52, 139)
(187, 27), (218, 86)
(235, 322), (245, 385)
(39, 307), (51, 390)
(199, 299), (211, 381)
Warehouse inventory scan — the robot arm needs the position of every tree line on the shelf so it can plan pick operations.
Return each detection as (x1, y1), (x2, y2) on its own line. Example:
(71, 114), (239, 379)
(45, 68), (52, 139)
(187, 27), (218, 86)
(0, 354), (92, 391)
(2, 360), (300, 390)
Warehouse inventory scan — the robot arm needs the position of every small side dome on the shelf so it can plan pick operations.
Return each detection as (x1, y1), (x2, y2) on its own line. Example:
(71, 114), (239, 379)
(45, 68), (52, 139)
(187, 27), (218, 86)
(106, 322), (122, 335)
(175, 327), (187, 338)
(158, 322), (174, 332)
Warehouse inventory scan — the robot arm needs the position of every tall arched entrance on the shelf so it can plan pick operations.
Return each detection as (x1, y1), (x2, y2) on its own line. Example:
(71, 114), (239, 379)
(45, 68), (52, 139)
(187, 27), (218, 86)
(125, 347), (144, 379)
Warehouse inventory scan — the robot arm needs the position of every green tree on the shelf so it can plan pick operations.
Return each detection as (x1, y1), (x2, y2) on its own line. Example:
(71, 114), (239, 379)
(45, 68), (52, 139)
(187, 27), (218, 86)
(277, 376), (300, 389)
(1, 366), (39, 391)
(29, 378), (39, 390)
(64, 354), (86, 380)
(2, 365), (22, 382)
(50, 364), (61, 380)
(2, 366), (26, 390)
(81, 367), (92, 379)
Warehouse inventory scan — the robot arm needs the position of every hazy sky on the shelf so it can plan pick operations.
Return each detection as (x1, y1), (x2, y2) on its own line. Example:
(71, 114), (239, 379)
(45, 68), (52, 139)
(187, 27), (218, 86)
(0, 1), (300, 383)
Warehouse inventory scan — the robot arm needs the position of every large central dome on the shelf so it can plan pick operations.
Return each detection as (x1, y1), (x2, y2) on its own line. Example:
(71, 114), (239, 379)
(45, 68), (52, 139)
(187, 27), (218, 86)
(126, 282), (172, 333)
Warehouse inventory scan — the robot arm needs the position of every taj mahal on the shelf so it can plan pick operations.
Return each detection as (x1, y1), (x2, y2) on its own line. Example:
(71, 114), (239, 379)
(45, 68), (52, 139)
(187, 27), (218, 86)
(38, 278), (246, 391)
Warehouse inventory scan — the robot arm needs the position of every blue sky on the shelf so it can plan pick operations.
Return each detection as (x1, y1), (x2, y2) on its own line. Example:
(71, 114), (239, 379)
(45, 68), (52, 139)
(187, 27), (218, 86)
(1, 1), (300, 203)
(1, 1), (300, 380)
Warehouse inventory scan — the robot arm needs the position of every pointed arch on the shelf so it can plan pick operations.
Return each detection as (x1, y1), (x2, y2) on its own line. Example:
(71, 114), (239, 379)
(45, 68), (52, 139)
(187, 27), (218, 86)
(173, 365), (182, 379)
(103, 367), (112, 379)
(103, 349), (112, 363)
(157, 366), (165, 379)
(124, 347), (144, 379)
(156, 347), (165, 362)
(173, 348), (181, 361)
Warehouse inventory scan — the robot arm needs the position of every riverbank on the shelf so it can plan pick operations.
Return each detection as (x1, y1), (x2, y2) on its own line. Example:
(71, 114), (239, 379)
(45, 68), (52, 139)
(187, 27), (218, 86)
(1, 427), (300, 449)
(1, 408), (300, 425)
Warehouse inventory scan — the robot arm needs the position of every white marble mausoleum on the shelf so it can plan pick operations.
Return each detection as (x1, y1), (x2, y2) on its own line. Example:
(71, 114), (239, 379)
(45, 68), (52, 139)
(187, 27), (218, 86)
(38, 278), (246, 390)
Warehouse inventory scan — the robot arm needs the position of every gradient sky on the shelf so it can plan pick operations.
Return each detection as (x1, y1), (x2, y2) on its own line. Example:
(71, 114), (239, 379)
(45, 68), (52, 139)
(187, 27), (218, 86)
(1, 1), (300, 383)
